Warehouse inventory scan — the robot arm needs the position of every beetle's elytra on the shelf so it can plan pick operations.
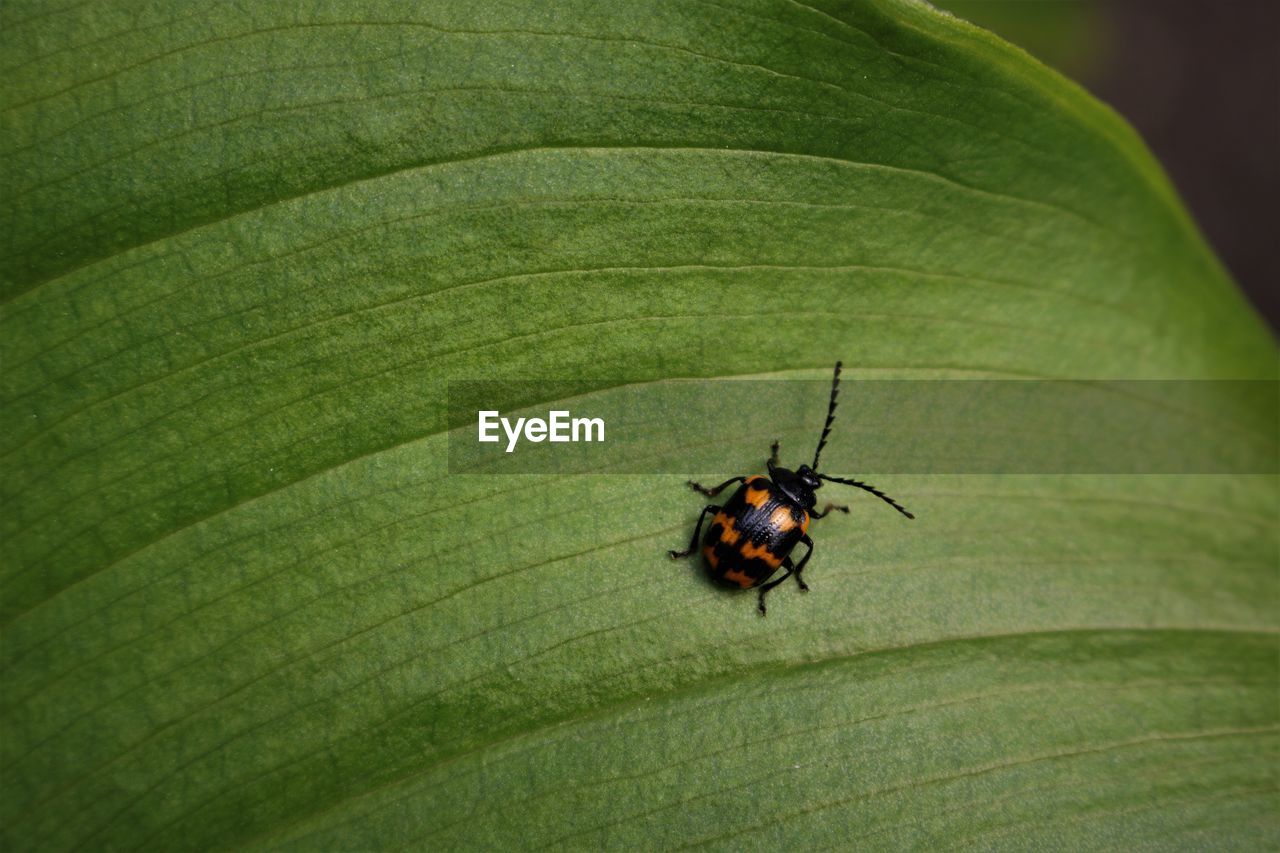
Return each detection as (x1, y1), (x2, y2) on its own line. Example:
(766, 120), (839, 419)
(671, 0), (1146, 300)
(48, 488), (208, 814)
(669, 362), (913, 614)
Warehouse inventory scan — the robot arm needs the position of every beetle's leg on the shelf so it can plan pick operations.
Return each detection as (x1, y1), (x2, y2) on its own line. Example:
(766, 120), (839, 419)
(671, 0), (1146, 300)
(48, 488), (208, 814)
(769, 440), (781, 468)
(791, 535), (815, 591)
(809, 503), (849, 520)
(687, 476), (745, 497)
(756, 569), (794, 615)
(669, 505), (720, 559)
(773, 558), (809, 593)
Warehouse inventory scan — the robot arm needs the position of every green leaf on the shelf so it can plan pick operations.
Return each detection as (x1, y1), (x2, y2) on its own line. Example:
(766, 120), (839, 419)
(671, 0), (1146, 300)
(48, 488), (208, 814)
(1, 0), (1275, 849)
(928, 0), (1108, 81)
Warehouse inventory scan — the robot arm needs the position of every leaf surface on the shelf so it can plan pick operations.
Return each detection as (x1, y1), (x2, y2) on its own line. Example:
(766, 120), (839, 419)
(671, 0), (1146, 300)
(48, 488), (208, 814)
(1, 0), (1275, 849)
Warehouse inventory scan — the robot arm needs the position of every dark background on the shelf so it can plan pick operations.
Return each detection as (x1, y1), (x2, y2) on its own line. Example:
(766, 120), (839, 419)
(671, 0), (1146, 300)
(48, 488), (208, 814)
(939, 0), (1279, 332)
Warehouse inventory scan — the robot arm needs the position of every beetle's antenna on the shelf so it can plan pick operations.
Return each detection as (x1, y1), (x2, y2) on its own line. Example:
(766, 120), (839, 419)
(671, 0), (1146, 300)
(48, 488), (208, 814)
(812, 361), (842, 471)
(818, 474), (914, 519)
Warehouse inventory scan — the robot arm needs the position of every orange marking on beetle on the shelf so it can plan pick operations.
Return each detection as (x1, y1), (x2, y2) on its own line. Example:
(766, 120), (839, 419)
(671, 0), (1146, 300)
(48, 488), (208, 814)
(714, 512), (741, 545)
(738, 539), (783, 568)
(768, 505), (796, 533)
(744, 484), (772, 509)
(799, 511), (810, 534)
(723, 567), (755, 588)
(702, 545), (719, 568)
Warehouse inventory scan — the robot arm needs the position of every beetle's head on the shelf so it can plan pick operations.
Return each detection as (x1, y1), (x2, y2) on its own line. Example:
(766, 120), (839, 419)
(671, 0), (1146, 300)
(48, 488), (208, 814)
(762, 361), (915, 522)
(794, 464), (822, 492)
(769, 463), (822, 509)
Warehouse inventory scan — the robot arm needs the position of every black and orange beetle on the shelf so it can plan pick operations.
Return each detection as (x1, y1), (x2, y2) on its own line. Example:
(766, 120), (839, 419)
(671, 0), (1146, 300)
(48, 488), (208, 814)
(669, 361), (913, 614)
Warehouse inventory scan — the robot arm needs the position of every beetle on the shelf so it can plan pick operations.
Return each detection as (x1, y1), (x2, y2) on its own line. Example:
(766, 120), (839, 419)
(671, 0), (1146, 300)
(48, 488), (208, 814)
(668, 361), (913, 614)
